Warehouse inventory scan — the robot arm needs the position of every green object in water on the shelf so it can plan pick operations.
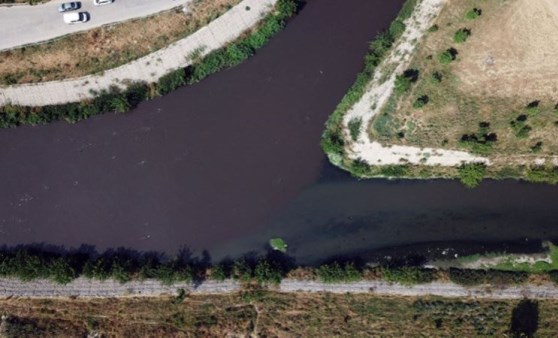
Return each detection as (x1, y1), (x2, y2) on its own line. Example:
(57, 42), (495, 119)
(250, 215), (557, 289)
(270, 238), (287, 252)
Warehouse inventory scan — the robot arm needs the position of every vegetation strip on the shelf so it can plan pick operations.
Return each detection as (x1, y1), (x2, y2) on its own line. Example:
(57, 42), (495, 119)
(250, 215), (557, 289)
(2, 244), (558, 299)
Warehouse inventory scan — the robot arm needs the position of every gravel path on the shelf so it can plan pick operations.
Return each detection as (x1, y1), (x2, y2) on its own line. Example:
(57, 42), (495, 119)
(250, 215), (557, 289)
(0, 0), (276, 106)
(0, 0), (193, 51)
(3, 278), (558, 299)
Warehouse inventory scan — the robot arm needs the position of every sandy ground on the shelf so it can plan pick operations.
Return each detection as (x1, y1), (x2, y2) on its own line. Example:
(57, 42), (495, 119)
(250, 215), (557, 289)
(454, 0), (558, 100)
(342, 0), (488, 167)
(3, 278), (558, 300)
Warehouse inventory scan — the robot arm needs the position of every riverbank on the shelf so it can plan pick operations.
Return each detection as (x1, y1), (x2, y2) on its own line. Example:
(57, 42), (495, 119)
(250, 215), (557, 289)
(321, 0), (558, 186)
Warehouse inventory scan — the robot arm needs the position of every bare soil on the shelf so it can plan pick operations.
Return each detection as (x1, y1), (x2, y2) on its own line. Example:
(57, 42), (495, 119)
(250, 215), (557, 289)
(0, 292), (556, 336)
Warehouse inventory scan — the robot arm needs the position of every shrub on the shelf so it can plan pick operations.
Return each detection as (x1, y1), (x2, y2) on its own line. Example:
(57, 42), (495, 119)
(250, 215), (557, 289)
(232, 259), (253, 282)
(379, 165), (410, 177)
(458, 163), (486, 188)
(316, 262), (362, 283)
(526, 166), (558, 184)
(394, 74), (412, 94)
(382, 267), (434, 285)
(450, 268), (528, 286)
(510, 115), (532, 139)
(525, 101), (540, 115)
(350, 158), (370, 177)
(389, 19), (406, 39)
(413, 95), (429, 109)
(348, 118), (362, 141)
(254, 259), (282, 285)
(210, 264), (227, 281)
(321, 129), (345, 157)
(453, 28), (471, 43)
(428, 24), (439, 32)
(465, 8), (482, 20)
(431, 71), (443, 83)
(438, 48), (458, 64)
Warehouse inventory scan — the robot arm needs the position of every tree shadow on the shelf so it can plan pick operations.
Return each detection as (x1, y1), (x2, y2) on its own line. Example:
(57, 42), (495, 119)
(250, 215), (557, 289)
(510, 299), (539, 338)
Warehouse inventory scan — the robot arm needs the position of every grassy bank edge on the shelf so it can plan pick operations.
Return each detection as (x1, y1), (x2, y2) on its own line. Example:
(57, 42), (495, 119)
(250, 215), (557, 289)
(3, 243), (558, 289)
(0, 0), (298, 127)
(319, 0), (558, 187)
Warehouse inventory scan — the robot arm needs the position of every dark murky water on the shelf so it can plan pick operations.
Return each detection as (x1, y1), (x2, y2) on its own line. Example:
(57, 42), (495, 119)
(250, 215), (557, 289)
(1, 0), (557, 264)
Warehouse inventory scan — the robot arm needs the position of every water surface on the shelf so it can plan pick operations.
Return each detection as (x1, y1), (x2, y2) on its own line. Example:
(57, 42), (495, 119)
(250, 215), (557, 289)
(1, 0), (557, 264)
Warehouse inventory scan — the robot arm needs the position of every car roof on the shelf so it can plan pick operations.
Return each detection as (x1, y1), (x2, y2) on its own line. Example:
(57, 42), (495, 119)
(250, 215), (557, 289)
(63, 12), (80, 20)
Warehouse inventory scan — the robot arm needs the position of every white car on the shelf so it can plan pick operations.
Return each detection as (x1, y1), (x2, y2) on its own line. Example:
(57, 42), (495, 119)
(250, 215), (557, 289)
(63, 12), (89, 24)
(93, 0), (114, 5)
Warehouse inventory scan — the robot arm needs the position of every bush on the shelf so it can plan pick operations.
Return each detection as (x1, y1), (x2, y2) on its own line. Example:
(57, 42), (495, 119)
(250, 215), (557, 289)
(348, 118), (362, 141)
(316, 262), (362, 283)
(438, 48), (458, 64)
(389, 19), (406, 39)
(413, 95), (429, 108)
(254, 259), (282, 285)
(350, 158), (370, 177)
(526, 166), (558, 184)
(465, 8), (482, 20)
(156, 69), (186, 96)
(394, 74), (412, 94)
(428, 24), (439, 33)
(382, 267), (434, 285)
(458, 163), (486, 188)
(453, 28), (471, 43)
(449, 268), (528, 286)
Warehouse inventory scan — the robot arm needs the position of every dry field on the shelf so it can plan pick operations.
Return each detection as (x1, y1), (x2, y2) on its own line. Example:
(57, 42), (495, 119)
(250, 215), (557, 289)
(369, 0), (558, 165)
(0, 292), (555, 336)
(0, 0), (239, 85)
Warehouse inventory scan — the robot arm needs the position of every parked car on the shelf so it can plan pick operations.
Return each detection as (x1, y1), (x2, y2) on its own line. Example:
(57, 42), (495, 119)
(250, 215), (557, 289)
(58, 2), (80, 13)
(93, 0), (114, 5)
(63, 12), (89, 24)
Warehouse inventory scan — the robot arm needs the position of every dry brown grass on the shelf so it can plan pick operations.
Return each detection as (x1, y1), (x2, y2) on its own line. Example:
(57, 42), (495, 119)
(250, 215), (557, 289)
(0, 292), (557, 336)
(369, 0), (558, 164)
(0, 0), (239, 85)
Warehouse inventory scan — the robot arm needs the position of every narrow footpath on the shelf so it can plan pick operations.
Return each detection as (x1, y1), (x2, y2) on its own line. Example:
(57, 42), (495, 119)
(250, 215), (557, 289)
(2, 278), (558, 300)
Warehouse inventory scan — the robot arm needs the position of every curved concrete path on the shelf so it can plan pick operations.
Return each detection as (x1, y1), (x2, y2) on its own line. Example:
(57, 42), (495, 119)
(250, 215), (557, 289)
(0, 0), (276, 106)
(0, 0), (193, 51)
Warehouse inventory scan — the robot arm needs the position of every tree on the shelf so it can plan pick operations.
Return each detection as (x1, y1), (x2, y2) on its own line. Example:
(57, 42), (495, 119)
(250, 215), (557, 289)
(465, 8), (482, 20)
(438, 48), (458, 64)
(394, 74), (412, 94)
(453, 28), (471, 43)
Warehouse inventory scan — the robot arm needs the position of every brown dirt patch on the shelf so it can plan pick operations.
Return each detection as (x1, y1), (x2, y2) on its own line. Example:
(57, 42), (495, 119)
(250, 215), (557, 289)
(0, 0), (239, 85)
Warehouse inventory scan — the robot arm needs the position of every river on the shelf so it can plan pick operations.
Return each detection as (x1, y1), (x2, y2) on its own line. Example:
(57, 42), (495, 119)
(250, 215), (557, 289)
(0, 0), (556, 264)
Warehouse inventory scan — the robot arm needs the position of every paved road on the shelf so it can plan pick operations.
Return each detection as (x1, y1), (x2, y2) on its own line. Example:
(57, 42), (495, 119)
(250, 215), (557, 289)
(0, 0), (192, 51)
